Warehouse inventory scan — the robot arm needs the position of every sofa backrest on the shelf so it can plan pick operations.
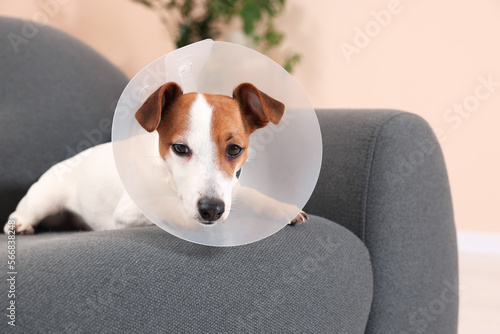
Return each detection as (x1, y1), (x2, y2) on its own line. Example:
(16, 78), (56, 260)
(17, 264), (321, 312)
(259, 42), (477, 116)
(0, 16), (128, 222)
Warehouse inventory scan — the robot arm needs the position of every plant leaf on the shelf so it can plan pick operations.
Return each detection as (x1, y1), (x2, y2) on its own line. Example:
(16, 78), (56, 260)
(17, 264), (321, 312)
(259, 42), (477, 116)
(131, 0), (154, 8)
(240, 1), (261, 35)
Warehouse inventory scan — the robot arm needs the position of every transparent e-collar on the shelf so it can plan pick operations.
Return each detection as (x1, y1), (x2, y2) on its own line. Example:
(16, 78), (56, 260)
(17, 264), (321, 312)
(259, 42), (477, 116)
(112, 40), (322, 246)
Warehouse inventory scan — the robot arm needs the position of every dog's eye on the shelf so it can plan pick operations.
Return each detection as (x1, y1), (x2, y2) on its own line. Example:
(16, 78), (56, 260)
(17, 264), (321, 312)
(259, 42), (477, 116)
(172, 144), (190, 156)
(226, 144), (243, 158)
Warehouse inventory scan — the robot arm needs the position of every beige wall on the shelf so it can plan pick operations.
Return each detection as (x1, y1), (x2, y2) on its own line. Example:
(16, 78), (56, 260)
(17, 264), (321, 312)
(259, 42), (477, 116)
(1, 0), (498, 233)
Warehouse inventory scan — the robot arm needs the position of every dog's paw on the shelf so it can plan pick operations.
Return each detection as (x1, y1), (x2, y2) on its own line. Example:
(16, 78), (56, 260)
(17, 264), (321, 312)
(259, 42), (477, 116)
(266, 202), (308, 225)
(289, 210), (309, 226)
(264, 201), (300, 223)
(4, 214), (35, 235)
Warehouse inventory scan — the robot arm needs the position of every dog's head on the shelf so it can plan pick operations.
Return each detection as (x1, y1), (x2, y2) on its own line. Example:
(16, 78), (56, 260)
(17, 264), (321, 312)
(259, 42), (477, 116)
(135, 82), (285, 225)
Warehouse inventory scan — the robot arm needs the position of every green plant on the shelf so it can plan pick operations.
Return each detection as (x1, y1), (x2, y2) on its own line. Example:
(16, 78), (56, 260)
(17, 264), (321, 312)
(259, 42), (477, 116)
(132, 0), (300, 72)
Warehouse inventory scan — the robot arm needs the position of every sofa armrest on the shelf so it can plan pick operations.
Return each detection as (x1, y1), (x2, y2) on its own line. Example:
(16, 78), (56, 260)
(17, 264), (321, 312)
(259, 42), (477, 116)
(305, 109), (458, 333)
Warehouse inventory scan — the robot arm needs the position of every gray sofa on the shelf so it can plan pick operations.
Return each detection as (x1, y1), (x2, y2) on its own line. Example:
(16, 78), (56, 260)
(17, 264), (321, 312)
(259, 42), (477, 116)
(0, 17), (458, 333)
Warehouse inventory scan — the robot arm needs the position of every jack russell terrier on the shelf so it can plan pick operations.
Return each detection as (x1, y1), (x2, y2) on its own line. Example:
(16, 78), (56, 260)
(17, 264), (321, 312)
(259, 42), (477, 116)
(4, 82), (308, 235)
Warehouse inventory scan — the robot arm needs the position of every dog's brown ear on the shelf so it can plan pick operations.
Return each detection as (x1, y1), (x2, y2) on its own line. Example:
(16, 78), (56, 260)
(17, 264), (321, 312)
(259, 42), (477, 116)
(233, 83), (285, 132)
(135, 82), (183, 132)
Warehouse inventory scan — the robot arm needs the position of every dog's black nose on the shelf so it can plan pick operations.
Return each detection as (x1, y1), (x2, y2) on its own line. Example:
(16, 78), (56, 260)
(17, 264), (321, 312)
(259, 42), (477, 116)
(197, 197), (225, 223)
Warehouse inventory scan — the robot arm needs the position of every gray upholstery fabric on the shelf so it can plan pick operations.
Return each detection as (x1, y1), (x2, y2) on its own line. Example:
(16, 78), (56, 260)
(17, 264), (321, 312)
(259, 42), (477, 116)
(0, 16), (128, 223)
(0, 216), (373, 333)
(305, 110), (458, 334)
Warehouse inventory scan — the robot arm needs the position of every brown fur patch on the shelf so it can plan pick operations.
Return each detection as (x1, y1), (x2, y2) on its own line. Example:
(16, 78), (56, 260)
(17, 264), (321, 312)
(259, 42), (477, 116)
(156, 93), (198, 159)
(204, 94), (251, 179)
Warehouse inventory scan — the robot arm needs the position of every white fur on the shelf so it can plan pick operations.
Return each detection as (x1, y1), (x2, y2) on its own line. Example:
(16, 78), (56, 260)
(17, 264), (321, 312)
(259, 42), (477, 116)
(5, 143), (149, 233)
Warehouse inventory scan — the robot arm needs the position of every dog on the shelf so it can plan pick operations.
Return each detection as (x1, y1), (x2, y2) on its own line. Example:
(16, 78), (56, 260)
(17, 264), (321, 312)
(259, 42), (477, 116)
(4, 82), (308, 235)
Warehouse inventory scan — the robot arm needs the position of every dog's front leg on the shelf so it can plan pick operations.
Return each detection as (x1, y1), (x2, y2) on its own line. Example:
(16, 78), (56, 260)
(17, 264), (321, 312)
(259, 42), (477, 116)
(4, 165), (68, 234)
(233, 183), (309, 225)
(112, 192), (153, 229)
